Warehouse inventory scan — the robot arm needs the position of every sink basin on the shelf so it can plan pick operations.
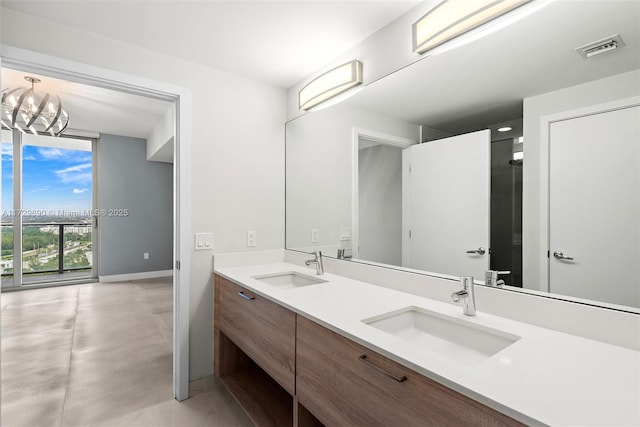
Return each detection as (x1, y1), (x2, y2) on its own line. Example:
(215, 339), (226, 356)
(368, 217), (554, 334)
(252, 271), (328, 289)
(363, 306), (520, 365)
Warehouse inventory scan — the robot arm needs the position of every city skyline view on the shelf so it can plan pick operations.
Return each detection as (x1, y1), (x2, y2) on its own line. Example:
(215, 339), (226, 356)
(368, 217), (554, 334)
(2, 140), (93, 216)
(1, 137), (94, 278)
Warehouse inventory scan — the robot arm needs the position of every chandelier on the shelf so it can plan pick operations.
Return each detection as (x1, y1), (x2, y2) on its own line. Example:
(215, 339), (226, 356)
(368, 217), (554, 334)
(1, 76), (70, 136)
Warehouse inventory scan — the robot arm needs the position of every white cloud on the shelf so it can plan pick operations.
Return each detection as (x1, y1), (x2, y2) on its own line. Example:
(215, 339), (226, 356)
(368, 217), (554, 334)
(2, 144), (13, 158)
(73, 188), (88, 194)
(55, 163), (92, 184)
(37, 147), (66, 159)
(25, 186), (52, 195)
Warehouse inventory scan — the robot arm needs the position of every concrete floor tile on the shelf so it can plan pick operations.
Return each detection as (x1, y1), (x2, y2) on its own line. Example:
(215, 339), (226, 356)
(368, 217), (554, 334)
(1, 390), (66, 427)
(0, 277), (252, 427)
(92, 385), (252, 427)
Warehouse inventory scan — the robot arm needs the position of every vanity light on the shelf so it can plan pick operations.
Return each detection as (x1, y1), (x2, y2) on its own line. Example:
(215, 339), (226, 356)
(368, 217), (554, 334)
(412, 0), (532, 54)
(299, 60), (363, 111)
(498, 126), (512, 132)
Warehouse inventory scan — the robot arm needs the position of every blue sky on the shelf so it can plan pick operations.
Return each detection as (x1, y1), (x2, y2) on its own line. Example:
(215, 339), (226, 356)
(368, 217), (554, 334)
(2, 143), (92, 213)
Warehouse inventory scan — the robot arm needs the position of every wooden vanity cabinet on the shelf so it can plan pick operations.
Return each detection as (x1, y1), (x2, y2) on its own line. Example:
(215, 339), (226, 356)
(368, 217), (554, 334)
(214, 275), (296, 426)
(214, 274), (523, 427)
(215, 275), (296, 393)
(296, 316), (523, 427)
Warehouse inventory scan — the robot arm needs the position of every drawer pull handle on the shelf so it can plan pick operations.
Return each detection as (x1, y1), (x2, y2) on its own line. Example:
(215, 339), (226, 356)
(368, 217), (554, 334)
(358, 355), (407, 383)
(237, 291), (255, 301)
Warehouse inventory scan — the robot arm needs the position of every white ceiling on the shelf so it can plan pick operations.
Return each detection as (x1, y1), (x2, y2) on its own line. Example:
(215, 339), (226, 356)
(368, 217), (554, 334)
(1, 0), (421, 139)
(345, 0), (640, 135)
(1, 0), (421, 89)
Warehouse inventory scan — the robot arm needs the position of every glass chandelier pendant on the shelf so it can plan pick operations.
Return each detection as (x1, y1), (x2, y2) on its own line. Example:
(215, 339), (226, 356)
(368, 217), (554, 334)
(1, 76), (70, 136)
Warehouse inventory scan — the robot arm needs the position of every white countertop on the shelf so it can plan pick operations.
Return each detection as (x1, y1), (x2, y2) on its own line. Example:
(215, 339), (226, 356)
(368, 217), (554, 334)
(215, 262), (640, 426)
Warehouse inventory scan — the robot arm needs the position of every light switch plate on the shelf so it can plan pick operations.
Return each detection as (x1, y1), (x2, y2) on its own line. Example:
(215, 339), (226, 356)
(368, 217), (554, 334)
(195, 232), (213, 251)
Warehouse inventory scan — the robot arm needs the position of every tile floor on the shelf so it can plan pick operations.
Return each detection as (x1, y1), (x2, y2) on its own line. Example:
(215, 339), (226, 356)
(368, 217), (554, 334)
(1, 278), (252, 427)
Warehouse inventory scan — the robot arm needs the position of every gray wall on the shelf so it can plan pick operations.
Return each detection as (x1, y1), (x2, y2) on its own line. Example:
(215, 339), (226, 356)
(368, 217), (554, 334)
(98, 134), (173, 276)
(358, 144), (402, 265)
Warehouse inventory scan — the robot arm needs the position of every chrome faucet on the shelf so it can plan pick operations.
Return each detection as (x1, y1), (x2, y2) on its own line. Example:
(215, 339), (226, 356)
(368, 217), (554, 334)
(451, 276), (476, 316)
(305, 250), (324, 275)
(485, 270), (510, 287)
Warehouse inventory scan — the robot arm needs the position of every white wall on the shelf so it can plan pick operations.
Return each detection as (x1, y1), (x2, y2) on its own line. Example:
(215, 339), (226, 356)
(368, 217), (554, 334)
(286, 103), (418, 257)
(522, 70), (640, 290)
(147, 105), (174, 163)
(1, 7), (287, 380)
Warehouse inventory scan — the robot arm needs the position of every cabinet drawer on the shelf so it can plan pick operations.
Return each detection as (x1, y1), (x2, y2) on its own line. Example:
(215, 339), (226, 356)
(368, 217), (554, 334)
(215, 275), (296, 394)
(296, 316), (522, 427)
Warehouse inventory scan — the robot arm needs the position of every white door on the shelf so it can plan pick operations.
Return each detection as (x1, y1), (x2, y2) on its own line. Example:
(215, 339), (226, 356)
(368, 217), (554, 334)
(549, 105), (640, 307)
(403, 129), (490, 279)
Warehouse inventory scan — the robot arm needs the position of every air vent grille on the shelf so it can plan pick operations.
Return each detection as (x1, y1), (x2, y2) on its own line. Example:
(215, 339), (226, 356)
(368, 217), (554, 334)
(576, 34), (625, 59)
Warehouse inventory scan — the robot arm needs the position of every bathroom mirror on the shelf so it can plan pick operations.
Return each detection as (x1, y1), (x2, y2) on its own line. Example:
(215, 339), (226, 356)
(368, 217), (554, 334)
(286, 0), (640, 312)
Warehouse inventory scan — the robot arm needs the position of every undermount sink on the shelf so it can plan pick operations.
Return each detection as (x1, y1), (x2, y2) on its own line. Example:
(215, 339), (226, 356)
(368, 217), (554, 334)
(252, 271), (328, 289)
(362, 306), (520, 365)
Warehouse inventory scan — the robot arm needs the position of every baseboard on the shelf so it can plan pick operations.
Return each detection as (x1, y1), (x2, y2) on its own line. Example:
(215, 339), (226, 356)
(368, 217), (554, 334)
(99, 269), (173, 283)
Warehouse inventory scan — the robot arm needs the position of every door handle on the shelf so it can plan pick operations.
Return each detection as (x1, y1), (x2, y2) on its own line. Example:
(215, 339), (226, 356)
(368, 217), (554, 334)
(553, 251), (574, 261)
(465, 247), (486, 255)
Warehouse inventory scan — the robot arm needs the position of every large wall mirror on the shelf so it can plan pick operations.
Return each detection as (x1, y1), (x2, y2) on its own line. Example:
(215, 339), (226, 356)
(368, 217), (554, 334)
(286, 0), (640, 313)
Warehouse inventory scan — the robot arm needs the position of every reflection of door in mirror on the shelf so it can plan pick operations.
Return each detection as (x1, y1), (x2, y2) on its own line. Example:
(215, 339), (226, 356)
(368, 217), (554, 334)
(549, 105), (640, 308)
(402, 130), (490, 279)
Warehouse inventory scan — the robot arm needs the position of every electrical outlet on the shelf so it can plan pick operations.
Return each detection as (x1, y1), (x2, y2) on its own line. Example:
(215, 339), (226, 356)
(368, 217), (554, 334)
(339, 227), (351, 241)
(247, 231), (257, 247)
(311, 228), (319, 243)
(143, 252), (150, 260)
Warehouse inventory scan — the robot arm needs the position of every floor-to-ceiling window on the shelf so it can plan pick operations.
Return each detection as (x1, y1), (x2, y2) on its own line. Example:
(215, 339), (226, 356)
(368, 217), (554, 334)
(1, 129), (97, 288)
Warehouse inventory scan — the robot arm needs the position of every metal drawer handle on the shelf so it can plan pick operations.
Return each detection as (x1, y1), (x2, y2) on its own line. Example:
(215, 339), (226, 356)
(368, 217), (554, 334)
(466, 247), (486, 255)
(237, 291), (255, 301)
(553, 251), (574, 261)
(358, 355), (407, 383)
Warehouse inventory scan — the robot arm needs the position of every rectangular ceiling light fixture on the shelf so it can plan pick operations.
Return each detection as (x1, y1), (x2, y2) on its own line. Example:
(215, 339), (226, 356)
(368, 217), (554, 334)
(299, 60), (362, 111)
(413, 0), (532, 54)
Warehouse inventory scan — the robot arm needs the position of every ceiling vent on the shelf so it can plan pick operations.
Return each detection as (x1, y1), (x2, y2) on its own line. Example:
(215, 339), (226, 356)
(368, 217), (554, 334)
(576, 34), (625, 59)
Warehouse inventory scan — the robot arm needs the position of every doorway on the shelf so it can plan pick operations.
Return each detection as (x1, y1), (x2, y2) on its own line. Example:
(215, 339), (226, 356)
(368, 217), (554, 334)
(351, 128), (414, 263)
(0, 46), (190, 401)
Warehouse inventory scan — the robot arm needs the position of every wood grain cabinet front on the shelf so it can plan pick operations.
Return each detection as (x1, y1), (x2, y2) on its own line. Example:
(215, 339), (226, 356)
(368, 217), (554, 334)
(214, 275), (296, 395)
(296, 315), (523, 427)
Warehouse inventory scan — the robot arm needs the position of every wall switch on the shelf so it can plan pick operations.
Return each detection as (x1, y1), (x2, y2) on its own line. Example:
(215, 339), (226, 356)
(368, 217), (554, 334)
(311, 228), (320, 244)
(195, 233), (213, 251)
(247, 231), (257, 247)
(339, 227), (351, 241)
(143, 252), (150, 260)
